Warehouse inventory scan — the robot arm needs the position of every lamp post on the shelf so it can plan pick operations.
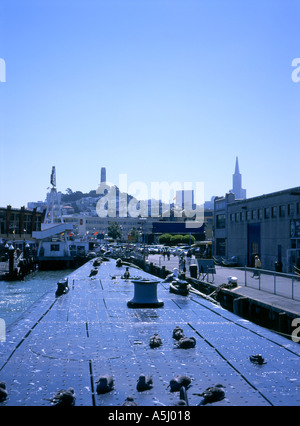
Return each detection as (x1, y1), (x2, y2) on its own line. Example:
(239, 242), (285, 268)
(9, 224), (16, 248)
(25, 242), (30, 258)
(138, 218), (147, 264)
(8, 244), (15, 277)
(4, 243), (9, 261)
(23, 230), (27, 257)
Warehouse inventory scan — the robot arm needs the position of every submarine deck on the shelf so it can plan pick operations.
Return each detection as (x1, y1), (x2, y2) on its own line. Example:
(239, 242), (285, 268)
(0, 259), (299, 406)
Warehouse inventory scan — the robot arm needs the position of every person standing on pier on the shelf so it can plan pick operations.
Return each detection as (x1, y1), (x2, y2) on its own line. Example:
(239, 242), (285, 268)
(252, 255), (261, 278)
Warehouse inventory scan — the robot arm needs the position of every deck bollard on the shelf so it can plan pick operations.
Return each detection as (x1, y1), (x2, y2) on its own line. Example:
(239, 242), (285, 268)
(127, 279), (164, 308)
(55, 278), (69, 297)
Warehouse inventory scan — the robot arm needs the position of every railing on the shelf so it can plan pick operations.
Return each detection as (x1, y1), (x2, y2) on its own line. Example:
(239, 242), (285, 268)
(0, 261), (9, 272)
(244, 267), (300, 301)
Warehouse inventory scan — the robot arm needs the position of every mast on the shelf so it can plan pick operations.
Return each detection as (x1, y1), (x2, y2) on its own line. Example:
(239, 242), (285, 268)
(44, 166), (63, 225)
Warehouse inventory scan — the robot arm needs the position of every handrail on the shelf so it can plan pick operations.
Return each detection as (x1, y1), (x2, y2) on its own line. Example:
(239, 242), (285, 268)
(243, 266), (300, 301)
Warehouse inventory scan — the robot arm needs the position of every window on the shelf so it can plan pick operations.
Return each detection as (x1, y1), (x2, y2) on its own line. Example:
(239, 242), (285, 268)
(252, 210), (257, 220)
(264, 208), (270, 219)
(216, 238), (226, 256)
(24, 214), (33, 233)
(279, 205), (286, 217)
(50, 244), (60, 252)
(258, 209), (263, 220)
(288, 204), (294, 217)
(272, 206), (277, 218)
(216, 214), (226, 228)
(215, 200), (226, 211)
(34, 216), (42, 231)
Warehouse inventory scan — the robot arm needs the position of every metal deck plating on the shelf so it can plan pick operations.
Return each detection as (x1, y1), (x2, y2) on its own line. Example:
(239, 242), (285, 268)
(0, 260), (299, 406)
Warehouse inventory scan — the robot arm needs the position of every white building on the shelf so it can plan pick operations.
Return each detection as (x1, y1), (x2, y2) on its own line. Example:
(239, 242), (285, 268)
(62, 214), (155, 242)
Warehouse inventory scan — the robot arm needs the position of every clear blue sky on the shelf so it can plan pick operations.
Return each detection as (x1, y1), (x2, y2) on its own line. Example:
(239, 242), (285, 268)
(0, 0), (300, 208)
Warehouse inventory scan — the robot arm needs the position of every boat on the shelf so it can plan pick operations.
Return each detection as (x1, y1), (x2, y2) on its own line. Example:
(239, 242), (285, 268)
(32, 167), (90, 270)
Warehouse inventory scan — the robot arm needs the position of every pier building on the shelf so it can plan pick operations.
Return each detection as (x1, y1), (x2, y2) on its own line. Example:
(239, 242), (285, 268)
(214, 186), (300, 273)
(0, 205), (43, 251)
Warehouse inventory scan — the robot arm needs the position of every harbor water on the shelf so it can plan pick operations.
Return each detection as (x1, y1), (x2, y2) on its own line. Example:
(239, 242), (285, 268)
(0, 270), (72, 328)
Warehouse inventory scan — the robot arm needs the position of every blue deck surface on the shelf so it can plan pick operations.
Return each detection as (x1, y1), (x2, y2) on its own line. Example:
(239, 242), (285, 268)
(0, 259), (299, 406)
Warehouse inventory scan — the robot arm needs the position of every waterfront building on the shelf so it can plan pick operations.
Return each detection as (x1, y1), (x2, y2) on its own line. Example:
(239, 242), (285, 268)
(0, 205), (43, 259)
(63, 206), (213, 244)
(0, 205), (43, 241)
(214, 187), (300, 273)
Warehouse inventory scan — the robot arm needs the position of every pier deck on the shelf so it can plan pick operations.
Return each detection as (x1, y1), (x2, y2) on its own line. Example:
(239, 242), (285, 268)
(0, 259), (300, 406)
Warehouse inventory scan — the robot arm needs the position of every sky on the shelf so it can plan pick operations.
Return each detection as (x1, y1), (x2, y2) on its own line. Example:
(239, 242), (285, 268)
(0, 0), (300, 208)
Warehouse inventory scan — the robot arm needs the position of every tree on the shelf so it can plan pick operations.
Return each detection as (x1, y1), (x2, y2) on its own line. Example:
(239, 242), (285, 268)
(170, 235), (184, 245)
(158, 234), (172, 245)
(107, 222), (122, 240)
(128, 227), (139, 242)
(182, 234), (195, 245)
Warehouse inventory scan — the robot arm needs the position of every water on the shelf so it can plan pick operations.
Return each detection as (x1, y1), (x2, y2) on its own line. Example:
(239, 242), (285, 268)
(0, 270), (72, 327)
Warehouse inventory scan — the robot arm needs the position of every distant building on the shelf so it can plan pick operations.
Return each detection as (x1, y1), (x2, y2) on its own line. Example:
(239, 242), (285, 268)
(27, 201), (47, 212)
(100, 167), (106, 184)
(214, 187), (300, 272)
(63, 214), (155, 244)
(230, 157), (246, 200)
(175, 190), (194, 210)
(61, 205), (75, 215)
(204, 196), (216, 210)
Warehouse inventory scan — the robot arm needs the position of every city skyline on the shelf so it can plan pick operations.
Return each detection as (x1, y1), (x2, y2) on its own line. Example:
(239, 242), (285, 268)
(2, 159), (241, 209)
(1, 1), (300, 208)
